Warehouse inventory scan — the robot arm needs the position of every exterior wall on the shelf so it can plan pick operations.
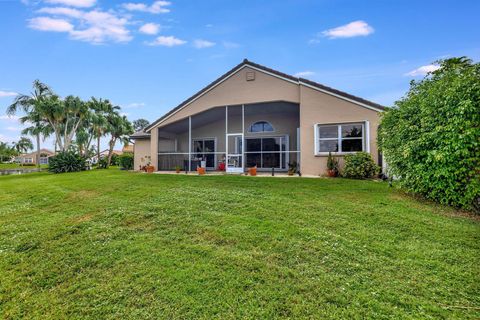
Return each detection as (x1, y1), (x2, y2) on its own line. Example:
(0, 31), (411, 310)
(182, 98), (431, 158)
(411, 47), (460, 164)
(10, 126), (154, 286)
(150, 128), (158, 171)
(299, 85), (380, 176)
(17, 150), (55, 164)
(142, 65), (382, 175)
(154, 66), (300, 128)
(134, 139), (152, 170)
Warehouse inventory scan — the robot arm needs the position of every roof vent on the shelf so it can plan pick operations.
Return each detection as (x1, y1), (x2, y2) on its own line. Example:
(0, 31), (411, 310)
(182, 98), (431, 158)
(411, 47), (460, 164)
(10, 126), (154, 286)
(246, 71), (255, 81)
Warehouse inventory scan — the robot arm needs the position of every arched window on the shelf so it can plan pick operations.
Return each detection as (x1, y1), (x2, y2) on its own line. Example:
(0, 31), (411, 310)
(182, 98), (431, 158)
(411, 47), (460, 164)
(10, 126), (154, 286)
(249, 121), (274, 133)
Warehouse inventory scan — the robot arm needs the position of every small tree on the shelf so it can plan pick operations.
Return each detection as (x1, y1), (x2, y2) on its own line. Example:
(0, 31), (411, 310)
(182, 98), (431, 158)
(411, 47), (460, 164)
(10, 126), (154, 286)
(379, 57), (480, 211)
(133, 118), (150, 132)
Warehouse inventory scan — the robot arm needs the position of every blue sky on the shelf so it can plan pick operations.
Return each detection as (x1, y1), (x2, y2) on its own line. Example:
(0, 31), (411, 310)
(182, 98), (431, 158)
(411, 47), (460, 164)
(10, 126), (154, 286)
(0, 0), (479, 150)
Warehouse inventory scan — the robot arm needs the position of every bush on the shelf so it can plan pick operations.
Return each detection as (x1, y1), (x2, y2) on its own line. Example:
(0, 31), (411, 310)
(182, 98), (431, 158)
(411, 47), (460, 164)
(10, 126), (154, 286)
(119, 153), (134, 170)
(110, 153), (120, 166)
(48, 151), (86, 173)
(378, 57), (480, 211)
(97, 157), (109, 169)
(342, 152), (379, 179)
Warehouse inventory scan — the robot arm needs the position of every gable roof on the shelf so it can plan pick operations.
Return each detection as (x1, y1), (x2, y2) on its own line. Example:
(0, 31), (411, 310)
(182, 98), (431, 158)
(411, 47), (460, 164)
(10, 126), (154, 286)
(145, 59), (385, 132)
(22, 148), (55, 157)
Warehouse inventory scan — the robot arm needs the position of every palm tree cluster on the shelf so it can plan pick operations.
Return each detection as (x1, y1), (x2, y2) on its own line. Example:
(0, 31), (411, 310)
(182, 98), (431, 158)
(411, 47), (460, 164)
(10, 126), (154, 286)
(6, 80), (134, 167)
(0, 138), (34, 164)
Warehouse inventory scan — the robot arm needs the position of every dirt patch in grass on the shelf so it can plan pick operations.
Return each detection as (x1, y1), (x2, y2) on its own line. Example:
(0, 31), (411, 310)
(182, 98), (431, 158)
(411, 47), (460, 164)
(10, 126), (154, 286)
(66, 190), (100, 201)
(70, 212), (96, 223)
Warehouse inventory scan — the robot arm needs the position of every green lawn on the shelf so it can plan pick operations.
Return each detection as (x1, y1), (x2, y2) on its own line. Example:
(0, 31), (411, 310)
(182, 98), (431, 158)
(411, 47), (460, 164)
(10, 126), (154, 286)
(0, 170), (478, 319)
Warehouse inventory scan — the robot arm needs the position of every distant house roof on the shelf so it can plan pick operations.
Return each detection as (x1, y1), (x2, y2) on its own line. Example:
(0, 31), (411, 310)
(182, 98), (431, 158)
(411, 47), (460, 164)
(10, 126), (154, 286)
(21, 149), (55, 157)
(144, 59), (385, 132)
(95, 149), (123, 157)
(122, 145), (134, 153)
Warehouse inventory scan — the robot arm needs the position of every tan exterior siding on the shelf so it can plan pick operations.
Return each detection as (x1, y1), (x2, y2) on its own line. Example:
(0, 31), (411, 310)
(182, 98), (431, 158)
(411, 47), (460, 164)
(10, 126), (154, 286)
(135, 61), (382, 174)
(134, 139), (151, 170)
(299, 85), (380, 176)
(157, 67), (300, 127)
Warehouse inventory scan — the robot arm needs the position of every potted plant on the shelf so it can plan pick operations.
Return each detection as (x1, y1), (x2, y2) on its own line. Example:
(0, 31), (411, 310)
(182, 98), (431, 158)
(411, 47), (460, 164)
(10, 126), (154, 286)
(143, 162), (154, 173)
(197, 166), (205, 175)
(248, 166), (257, 176)
(288, 161), (298, 176)
(326, 152), (339, 177)
(175, 165), (181, 173)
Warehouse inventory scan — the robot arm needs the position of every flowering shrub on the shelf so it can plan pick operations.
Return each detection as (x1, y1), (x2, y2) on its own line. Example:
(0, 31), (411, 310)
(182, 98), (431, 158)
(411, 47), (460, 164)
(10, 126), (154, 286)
(342, 152), (379, 179)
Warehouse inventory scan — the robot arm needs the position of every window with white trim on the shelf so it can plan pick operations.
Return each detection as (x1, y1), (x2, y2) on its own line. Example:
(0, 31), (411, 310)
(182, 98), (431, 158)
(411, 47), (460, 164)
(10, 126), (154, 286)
(315, 123), (365, 154)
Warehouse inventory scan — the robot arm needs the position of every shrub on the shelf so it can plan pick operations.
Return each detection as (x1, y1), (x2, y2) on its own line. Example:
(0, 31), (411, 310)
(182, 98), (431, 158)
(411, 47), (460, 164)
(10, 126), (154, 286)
(97, 157), (109, 169)
(378, 57), (480, 211)
(48, 151), (86, 173)
(342, 152), (379, 179)
(110, 153), (120, 166)
(119, 153), (134, 170)
(21, 163), (36, 167)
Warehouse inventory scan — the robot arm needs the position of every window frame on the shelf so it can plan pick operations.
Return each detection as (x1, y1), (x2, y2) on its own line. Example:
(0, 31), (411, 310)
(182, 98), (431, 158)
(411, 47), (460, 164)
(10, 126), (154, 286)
(314, 121), (370, 156)
(248, 120), (275, 133)
(192, 137), (217, 169)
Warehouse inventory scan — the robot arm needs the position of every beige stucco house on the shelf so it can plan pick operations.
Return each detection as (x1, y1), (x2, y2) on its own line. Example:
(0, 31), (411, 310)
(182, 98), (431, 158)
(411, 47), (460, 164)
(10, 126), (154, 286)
(131, 59), (384, 176)
(16, 148), (55, 165)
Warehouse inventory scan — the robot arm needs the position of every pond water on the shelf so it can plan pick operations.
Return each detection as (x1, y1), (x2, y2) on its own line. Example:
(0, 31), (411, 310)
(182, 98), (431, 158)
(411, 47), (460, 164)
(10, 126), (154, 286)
(0, 168), (43, 175)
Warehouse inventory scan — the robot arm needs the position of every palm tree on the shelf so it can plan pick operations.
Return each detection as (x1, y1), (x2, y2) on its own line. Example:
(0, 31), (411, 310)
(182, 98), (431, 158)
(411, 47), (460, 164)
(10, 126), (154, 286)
(20, 110), (53, 162)
(0, 142), (17, 163)
(106, 113), (133, 166)
(7, 80), (53, 168)
(88, 98), (119, 163)
(13, 137), (33, 165)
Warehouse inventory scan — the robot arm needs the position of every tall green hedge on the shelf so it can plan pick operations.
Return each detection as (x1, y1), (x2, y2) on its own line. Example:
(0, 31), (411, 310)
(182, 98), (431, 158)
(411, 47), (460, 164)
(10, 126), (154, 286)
(379, 57), (479, 212)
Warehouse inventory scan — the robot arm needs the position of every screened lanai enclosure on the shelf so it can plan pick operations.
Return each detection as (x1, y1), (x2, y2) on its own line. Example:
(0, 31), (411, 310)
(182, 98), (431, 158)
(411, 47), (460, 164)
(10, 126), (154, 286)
(156, 101), (300, 173)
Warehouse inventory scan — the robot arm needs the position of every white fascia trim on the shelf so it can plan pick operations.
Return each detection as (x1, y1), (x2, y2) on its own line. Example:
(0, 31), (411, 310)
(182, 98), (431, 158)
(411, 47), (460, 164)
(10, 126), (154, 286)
(299, 81), (384, 113)
(147, 64), (299, 132)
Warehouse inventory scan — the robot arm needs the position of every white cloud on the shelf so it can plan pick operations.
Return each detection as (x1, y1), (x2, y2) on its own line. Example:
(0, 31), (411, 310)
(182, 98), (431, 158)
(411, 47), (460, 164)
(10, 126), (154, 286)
(193, 39), (215, 49)
(28, 16), (74, 32)
(124, 102), (145, 109)
(0, 90), (17, 98)
(0, 115), (20, 121)
(294, 71), (315, 78)
(139, 23), (160, 35)
(122, 1), (171, 14)
(405, 64), (441, 77)
(32, 8), (132, 44)
(321, 20), (374, 39)
(70, 10), (132, 43)
(0, 134), (20, 143)
(45, 0), (96, 8)
(37, 7), (83, 18)
(6, 126), (22, 132)
(146, 35), (186, 47)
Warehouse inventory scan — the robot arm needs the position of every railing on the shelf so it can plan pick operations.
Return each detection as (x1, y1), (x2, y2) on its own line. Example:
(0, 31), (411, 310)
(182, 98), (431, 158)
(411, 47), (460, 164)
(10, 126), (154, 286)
(157, 151), (300, 172)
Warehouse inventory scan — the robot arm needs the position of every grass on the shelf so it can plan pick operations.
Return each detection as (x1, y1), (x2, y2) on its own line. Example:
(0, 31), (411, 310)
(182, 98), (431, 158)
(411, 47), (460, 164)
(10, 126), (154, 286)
(0, 169), (478, 319)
